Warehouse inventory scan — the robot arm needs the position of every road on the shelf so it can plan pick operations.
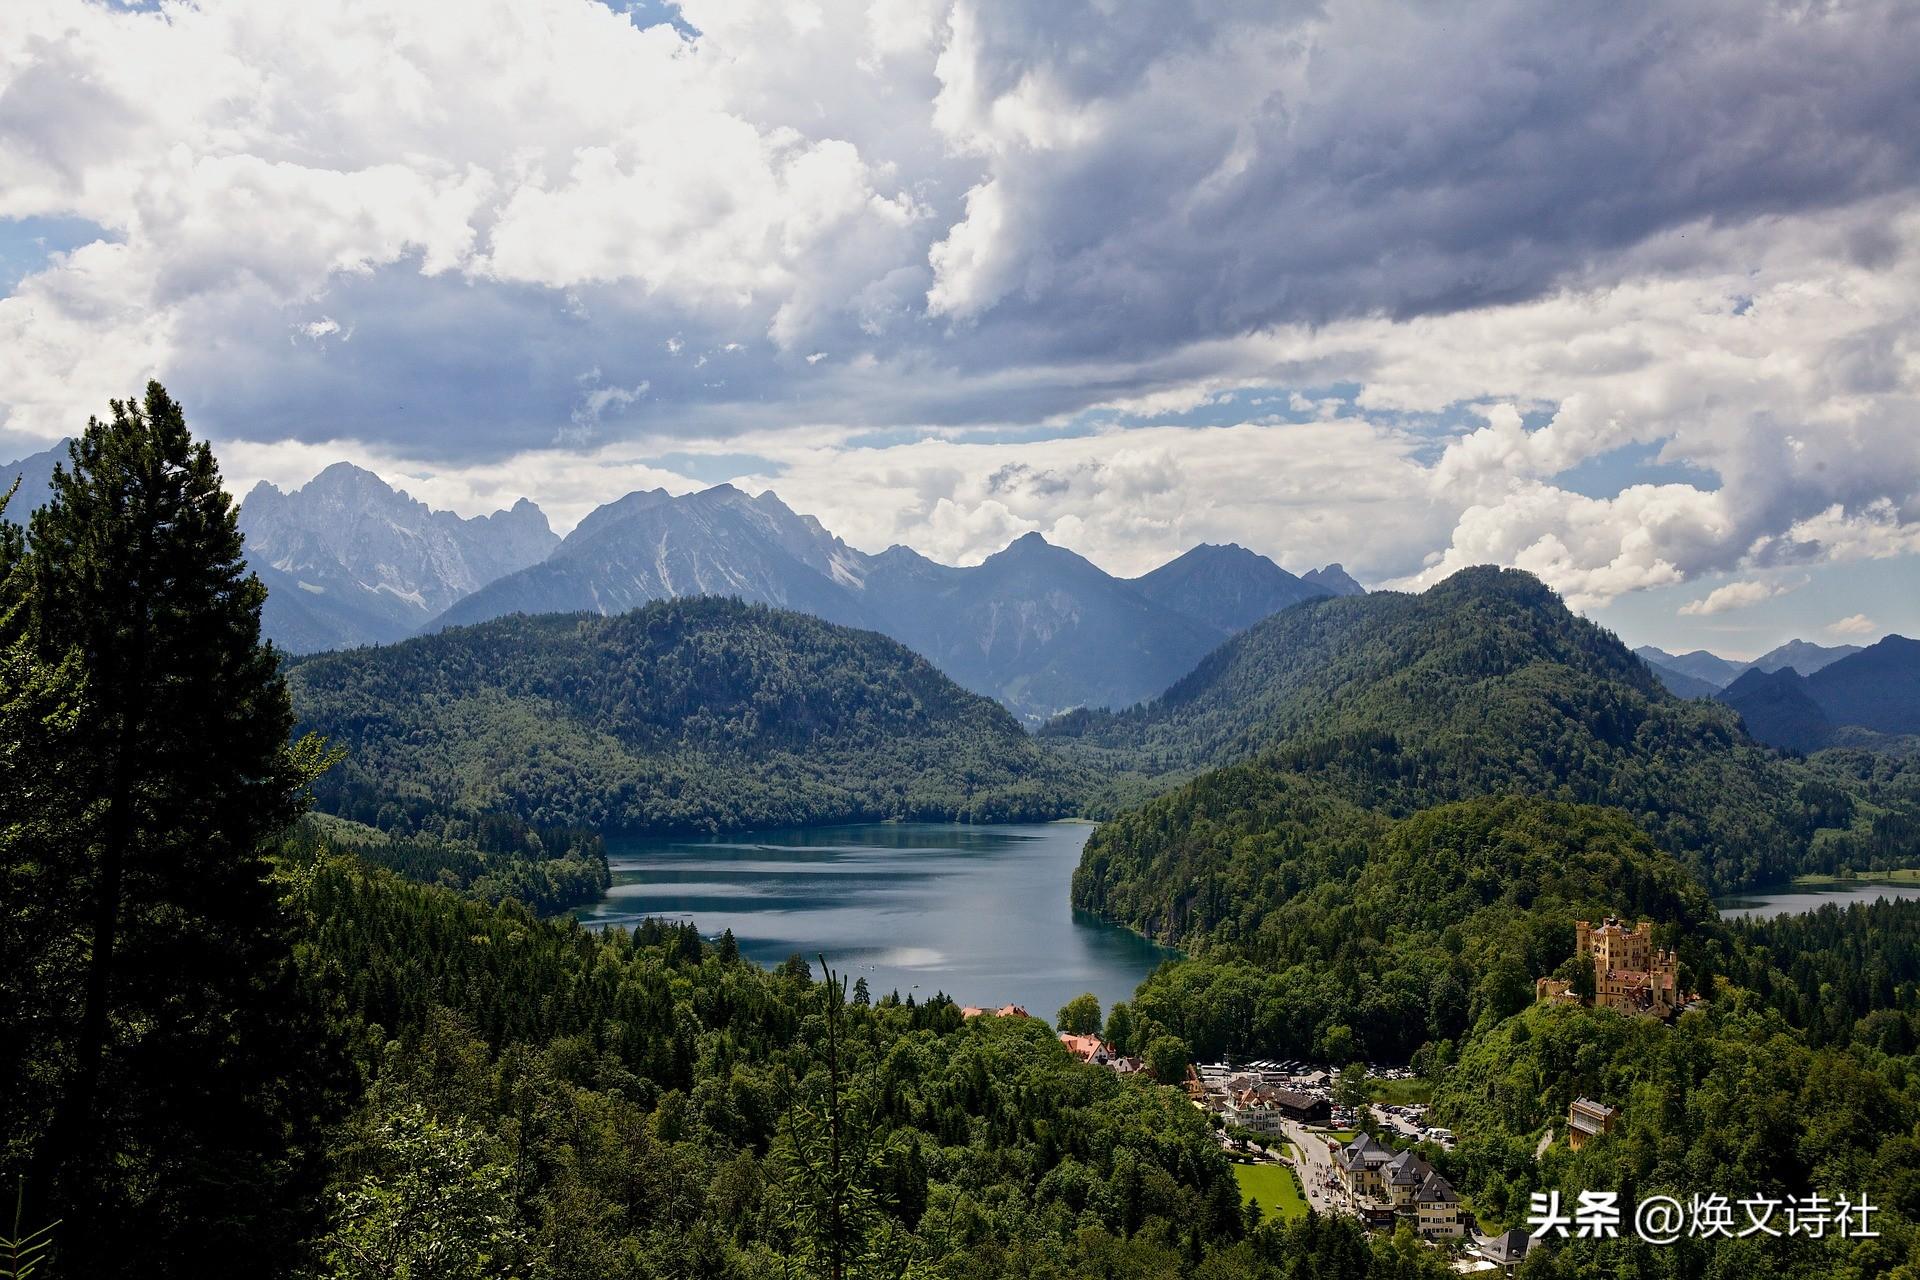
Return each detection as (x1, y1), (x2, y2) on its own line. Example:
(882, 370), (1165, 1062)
(1281, 1120), (1354, 1218)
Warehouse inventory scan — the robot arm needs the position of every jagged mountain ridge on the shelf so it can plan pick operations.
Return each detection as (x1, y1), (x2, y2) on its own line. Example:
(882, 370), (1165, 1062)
(238, 463), (559, 651)
(425, 482), (1363, 722)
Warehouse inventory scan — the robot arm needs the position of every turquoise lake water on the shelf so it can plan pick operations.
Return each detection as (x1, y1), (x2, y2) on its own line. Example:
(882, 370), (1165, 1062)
(577, 821), (1176, 1018)
(1718, 879), (1920, 920)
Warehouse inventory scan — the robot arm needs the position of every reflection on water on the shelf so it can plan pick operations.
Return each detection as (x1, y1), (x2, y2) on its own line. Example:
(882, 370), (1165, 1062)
(576, 822), (1176, 1017)
(1718, 880), (1920, 920)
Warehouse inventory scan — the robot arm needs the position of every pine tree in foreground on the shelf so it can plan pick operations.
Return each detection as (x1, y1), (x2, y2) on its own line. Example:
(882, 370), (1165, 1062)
(2, 384), (343, 1279)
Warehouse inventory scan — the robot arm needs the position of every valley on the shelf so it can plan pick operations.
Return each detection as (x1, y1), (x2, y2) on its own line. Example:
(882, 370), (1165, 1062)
(9, 418), (1920, 1280)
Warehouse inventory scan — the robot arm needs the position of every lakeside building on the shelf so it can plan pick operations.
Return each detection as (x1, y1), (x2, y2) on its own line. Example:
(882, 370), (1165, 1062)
(960, 1004), (1030, 1019)
(1058, 1032), (1109, 1063)
(1535, 917), (1683, 1017)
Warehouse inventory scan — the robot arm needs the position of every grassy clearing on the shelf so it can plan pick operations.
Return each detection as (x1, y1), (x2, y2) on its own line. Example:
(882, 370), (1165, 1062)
(1791, 867), (1920, 887)
(1233, 1162), (1309, 1223)
(1369, 1077), (1433, 1105)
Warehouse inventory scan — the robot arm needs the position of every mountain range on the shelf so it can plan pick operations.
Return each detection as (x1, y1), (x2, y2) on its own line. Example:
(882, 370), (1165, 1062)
(238, 463), (560, 651)
(251, 466), (1364, 722)
(1634, 639), (1863, 697)
(1061, 566), (1904, 918)
(1714, 634), (1920, 753)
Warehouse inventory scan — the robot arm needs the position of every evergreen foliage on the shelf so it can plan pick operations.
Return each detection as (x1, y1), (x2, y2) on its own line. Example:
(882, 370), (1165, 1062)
(0, 385), (345, 1278)
(287, 601), (1085, 908)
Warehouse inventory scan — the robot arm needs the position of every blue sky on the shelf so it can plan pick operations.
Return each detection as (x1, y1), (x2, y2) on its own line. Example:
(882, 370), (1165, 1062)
(2, 0), (1917, 653)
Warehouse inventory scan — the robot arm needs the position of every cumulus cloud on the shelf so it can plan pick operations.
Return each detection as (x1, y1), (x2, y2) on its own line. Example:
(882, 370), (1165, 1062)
(1678, 579), (1790, 617)
(1, 0), (1918, 622)
(1829, 613), (1877, 636)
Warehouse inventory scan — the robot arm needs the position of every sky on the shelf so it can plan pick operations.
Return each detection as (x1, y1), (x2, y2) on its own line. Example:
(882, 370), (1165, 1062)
(2, 0), (1918, 659)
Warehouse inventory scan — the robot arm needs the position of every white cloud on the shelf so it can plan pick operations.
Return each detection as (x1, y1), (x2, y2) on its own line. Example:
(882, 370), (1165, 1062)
(1829, 613), (1877, 636)
(1678, 579), (1790, 617)
(1, 0), (1917, 633)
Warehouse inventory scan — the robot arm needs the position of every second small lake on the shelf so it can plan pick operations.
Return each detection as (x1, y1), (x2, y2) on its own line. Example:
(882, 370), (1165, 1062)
(1718, 879), (1920, 920)
(577, 821), (1176, 1019)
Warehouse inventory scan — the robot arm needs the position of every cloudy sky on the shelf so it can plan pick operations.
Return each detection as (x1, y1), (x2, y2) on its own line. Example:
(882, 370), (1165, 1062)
(3, 0), (1918, 657)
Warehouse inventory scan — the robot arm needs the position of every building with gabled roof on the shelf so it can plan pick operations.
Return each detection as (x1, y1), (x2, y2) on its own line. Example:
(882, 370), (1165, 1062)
(1413, 1171), (1465, 1238)
(1335, 1132), (1395, 1200)
(1477, 1228), (1531, 1274)
(1383, 1149), (1434, 1207)
(1057, 1032), (1109, 1063)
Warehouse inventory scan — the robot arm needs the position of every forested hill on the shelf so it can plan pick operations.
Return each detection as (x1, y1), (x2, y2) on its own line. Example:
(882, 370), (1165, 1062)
(1059, 567), (1896, 897)
(288, 597), (1084, 839)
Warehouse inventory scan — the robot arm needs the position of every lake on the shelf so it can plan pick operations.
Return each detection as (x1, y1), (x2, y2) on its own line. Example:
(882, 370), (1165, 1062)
(1718, 879), (1920, 920)
(577, 821), (1177, 1018)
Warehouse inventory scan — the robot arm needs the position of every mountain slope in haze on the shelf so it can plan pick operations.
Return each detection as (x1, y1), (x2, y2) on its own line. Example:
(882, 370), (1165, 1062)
(430, 483), (1359, 722)
(869, 532), (1230, 722)
(432, 483), (875, 633)
(1635, 639), (1865, 692)
(0, 440), (65, 516)
(1634, 644), (1748, 687)
(290, 597), (1083, 836)
(1802, 634), (1920, 732)
(1641, 656), (1721, 699)
(240, 463), (557, 651)
(1751, 638), (1863, 674)
(1718, 634), (1920, 751)
(1058, 567), (1869, 897)
(1716, 667), (1835, 754)
(1129, 542), (1335, 632)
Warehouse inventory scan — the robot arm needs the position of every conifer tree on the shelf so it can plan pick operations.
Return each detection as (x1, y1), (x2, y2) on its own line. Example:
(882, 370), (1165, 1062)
(6, 384), (340, 1278)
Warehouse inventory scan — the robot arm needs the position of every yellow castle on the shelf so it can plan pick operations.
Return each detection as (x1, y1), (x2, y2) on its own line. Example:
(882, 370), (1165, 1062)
(1536, 917), (1682, 1018)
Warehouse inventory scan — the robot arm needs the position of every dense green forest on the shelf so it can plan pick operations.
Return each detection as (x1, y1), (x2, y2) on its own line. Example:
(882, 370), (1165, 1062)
(286, 601), (1086, 908)
(2, 388), (1474, 1279)
(1112, 822), (1920, 1275)
(1060, 567), (1917, 902)
(283, 850), (1460, 1279)
(1102, 797), (1711, 1062)
(1057, 571), (1920, 1274)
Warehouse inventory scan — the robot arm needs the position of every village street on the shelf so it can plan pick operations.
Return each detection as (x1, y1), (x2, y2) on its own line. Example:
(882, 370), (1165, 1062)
(1281, 1120), (1349, 1217)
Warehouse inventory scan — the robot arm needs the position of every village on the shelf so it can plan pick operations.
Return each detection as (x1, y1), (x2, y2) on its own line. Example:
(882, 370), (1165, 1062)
(1034, 918), (1679, 1275)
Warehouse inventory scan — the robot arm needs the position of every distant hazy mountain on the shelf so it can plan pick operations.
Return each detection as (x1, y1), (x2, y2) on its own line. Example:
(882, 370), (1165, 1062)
(1749, 638), (1863, 675)
(1716, 635), (1919, 751)
(1640, 658), (1721, 700)
(1633, 645), (1748, 688)
(0, 440), (67, 518)
(1716, 668), (1836, 754)
(429, 484), (1362, 722)
(1635, 639), (1866, 695)
(1130, 543), (1335, 632)
(1300, 563), (1366, 597)
(868, 532), (1228, 722)
(239, 463), (558, 651)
